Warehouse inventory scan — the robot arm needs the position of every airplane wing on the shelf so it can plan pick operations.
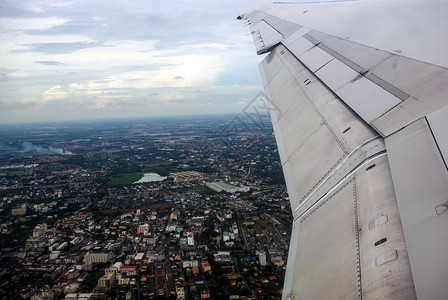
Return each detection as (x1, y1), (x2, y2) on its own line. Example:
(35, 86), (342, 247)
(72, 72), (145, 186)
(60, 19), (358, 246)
(241, 0), (448, 299)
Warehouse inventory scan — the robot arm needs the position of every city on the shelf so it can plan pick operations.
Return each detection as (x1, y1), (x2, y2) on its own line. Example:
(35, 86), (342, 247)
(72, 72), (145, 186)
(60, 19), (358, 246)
(0, 113), (291, 300)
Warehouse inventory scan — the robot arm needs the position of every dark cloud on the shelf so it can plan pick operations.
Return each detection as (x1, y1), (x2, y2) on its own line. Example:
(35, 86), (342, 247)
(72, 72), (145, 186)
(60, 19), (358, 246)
(179, 89), (201, 94)
(15, 41), (98, 54)
(0, 99), (36, 111)
(34, 60), (67, 66)
(173, 76), (183, 80)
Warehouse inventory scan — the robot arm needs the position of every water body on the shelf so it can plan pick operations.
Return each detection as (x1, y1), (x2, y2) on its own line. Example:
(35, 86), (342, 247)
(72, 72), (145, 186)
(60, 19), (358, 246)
(134, 173), (167, 183)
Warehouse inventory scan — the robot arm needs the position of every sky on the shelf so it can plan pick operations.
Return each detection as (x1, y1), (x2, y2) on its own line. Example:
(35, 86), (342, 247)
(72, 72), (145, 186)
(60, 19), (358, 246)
(0, 0), (279, 124)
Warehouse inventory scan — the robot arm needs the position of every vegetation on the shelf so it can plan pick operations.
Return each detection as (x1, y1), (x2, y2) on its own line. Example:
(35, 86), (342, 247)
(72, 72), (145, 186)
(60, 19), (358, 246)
(142, 160), (174, 176)
(107, 172), (143, 186)
(255, 218), (270, 228)
(28, 198), (55, 204)
(90, 201), (173, 221)
(7, 170), (24, 176)
(144, 201), (173, 210)
(176, 185), (217, 196)
(82, 269), (105, 291)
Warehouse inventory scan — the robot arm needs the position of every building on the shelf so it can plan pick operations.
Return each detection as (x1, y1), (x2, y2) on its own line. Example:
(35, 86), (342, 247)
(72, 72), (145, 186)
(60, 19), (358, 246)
(202, 261), (211, 272)
(98, 271), (115, 289)
(118, 278), (130, 286)
(214, 251), (231, 263)
(120, 265), (137, 276)
(222, 231), (230, 242)
(187, 232), (194, 246)
(200, 290), (210, 299)
(257, 250), (267, 266)
(33, 223), (48, 238)
(64, 294), (92, 300)
(271, 256), (284, 267)
(11, 205), (26, 216)
(137, 224), (149, 234)
(170, 171), (203, 183)
(191, 216), (204, 226)
(170, 212), (178, 221)
(135, 252), (145, 262)
(176, 286), (185, 300)
(84, 252), (109, 264)
(206, 181), (250, 194)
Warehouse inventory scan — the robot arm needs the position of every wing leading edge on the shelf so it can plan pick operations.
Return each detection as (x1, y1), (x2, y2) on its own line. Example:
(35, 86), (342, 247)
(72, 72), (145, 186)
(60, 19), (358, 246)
(242, 1), (448, 299)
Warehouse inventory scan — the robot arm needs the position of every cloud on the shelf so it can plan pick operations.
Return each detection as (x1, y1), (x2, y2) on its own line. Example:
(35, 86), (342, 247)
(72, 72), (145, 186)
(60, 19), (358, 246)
(0, 0), (274, 124)
(16, 41), (98, 54)
(0, 17), (69, 30)
(41, 85), (68, 101)
(34, 60), (67, 66)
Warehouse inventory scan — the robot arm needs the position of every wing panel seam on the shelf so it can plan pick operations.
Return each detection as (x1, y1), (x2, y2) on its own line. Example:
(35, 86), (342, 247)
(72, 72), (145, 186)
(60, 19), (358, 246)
(425, 116), (448, 172)
(293, 138), (386, 221)
(302, 33), (410, 102)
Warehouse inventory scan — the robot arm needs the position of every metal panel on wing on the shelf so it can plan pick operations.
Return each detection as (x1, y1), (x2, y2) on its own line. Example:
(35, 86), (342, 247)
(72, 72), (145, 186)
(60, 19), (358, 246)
(305, 30), (392, 72)
(293, 179), (360, 299)
(371, 56), (448, 136)
(297, 45), (334, 73)
(356, 155), (415, 299)
(283, 36), (316, 59)
(289, 122), (345, 204)
(277, 90), (322, 159)
(315, 58), (359, 92)
(335, 75), (402, 123)
(385, 119), (448, 300)
(251, 20), (283, 54)
(265, 69), (305, 122)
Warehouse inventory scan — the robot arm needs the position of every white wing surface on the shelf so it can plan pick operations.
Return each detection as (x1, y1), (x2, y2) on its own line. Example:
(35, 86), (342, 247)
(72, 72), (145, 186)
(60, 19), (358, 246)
(242, 0), (448, 299)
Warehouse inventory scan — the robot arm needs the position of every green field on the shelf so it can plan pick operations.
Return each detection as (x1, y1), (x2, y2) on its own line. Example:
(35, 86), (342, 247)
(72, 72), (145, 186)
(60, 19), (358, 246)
(7, 170), (24, 176)
(215, 181), (232, 189)
(107, 172), (143, 186)
(142, 160), (174, 176)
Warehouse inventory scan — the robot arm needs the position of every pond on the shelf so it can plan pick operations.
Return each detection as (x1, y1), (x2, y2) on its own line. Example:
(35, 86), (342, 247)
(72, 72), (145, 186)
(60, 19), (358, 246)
(134, 172), (167, 183)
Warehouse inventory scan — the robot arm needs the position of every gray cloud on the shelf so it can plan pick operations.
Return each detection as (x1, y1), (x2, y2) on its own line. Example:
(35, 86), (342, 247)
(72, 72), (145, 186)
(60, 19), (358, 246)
(15, 41), (98, 54)
(34, 60), (67, 66)
(0, 99), (36, 110)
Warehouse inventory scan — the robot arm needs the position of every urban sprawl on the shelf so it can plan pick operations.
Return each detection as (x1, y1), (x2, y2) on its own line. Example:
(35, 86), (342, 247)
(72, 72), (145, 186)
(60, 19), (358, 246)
(0, 114), (291, 300)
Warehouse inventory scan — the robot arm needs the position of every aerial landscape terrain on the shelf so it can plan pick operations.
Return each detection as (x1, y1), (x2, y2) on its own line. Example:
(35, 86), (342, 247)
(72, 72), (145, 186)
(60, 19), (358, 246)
(0, 113), (291, 299)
